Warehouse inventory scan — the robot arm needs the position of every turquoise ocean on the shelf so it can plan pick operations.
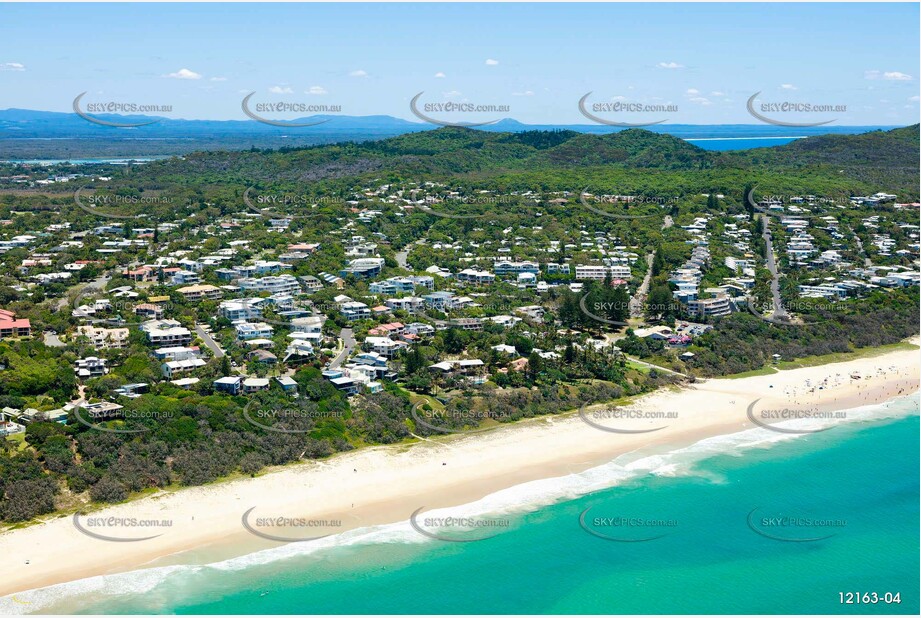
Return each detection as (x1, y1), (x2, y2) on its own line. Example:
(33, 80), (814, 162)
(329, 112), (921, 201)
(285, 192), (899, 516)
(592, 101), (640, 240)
(4, 394), (918, 615)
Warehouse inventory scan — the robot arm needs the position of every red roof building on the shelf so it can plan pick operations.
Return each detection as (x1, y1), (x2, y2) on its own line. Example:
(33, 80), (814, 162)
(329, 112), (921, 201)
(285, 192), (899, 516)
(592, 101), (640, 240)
(0, 309), (31, 339)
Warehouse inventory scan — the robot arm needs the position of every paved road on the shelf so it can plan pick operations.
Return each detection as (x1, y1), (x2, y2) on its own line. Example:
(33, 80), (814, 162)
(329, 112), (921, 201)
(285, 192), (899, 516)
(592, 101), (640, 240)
(328, 328), (355, 369)
(194, 324), (225, 358)
(853, 232), (873, 267)
(760, 214), (788, 320)
(395, 239), (425, 270)
(629, 217), (671, 319)
(57, 273), (110, 311)
(630, 252), (655, 318)
(626, 354), (688, 378)
(43, 331), (66, 348)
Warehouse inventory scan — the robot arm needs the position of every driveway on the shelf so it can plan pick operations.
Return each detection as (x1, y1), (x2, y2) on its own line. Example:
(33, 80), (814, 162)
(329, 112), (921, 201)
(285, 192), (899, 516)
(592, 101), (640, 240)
(328, 328), (355, 369)
(195, 324), (225, 358)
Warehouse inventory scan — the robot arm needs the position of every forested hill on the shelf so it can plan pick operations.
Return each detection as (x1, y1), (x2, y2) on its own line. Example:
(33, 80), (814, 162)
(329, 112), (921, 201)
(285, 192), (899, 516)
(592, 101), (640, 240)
(117, 124), (918, 199)
(730, 124), (919, 167)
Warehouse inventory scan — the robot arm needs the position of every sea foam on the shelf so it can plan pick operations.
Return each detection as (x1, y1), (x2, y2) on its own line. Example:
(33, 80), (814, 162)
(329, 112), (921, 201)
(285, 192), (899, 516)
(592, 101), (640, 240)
(2, 392), (916, 615)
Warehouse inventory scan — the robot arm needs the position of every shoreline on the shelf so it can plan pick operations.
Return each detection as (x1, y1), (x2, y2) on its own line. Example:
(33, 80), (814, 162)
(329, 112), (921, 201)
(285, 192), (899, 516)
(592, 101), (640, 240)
(1, 341), (918, 600)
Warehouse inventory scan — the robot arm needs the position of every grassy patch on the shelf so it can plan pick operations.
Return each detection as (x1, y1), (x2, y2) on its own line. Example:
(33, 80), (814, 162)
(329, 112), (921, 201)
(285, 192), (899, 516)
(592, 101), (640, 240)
(722, 366), (780, 379)
(625, 360), (651, 374)
(776, 341), (918, 370)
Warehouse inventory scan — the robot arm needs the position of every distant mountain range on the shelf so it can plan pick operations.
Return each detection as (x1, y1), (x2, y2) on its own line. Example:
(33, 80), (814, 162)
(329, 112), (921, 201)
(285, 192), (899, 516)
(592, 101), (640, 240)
(0, 107), (906, 159)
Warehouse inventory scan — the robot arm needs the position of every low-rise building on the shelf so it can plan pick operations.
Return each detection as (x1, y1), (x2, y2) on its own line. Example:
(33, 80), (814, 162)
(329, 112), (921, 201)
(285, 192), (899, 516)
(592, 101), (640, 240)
(74, 357), (108, 379)
(77, 325), (131, 349)
(0, 309), (31, 339)
(177, 284), (223, 302)
(141, 319), (192, 346)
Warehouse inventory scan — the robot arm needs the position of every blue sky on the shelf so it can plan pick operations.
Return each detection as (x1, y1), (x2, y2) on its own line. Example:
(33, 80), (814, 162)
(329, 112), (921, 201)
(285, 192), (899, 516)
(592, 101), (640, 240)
(1, 3), (918, 125)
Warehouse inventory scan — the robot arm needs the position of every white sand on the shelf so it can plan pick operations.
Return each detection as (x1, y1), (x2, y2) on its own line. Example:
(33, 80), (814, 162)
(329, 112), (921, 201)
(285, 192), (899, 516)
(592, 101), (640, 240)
(1, 341), (918, 597)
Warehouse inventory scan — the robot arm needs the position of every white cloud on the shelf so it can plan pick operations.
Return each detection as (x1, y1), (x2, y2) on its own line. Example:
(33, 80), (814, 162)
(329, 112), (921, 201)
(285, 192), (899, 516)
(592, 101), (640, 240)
(269, 86), (293, 94)
(443, 90), (462, 98)
(0, 62), (25, 71)
(512, 90), (534, 97)
(780, 84), (797, 90)
(657, 62), (683, 69)
(434, 72), (446, 78)
(686, 88), (699, 95)
(164, 68), (202, 80)
(610, 95), (627, 101)
(485, 59), (499, 66)
(307, 86), (328, 95)
(710, 91), (725, 96)
(349, 69), (368, 78)
(909, 95), (920, 102)
(689, 96), (712, 106)
(210, 76), (227, 82)
(865, 70), (913, 81)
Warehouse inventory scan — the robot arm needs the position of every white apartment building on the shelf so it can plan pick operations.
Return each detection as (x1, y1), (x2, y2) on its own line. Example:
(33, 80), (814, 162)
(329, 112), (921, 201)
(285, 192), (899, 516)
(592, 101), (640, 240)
(575, 264), (632, 281)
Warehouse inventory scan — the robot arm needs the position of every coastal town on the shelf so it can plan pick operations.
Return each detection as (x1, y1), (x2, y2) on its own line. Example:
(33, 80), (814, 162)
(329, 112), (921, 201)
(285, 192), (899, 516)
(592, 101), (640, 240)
(0, 166), (918, 437)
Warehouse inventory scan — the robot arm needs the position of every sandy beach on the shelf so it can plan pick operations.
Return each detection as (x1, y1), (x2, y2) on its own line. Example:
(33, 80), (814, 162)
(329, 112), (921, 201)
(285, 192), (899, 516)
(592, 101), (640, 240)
(1, 341), (918, 599)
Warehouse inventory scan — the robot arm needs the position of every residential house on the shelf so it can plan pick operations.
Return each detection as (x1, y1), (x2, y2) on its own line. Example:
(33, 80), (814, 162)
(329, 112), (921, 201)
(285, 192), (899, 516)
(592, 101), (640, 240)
(0, 309), (31, 339)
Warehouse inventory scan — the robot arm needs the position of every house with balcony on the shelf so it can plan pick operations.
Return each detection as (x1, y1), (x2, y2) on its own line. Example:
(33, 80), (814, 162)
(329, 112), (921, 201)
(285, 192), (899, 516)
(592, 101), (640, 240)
(219, 298), (265, 321)
(364, 336), (406, 358)
(340, 257), (384, 279)
(385, 296), (425, 314)
(77, 325), (131, 349)
(493, 260), (540, 276)
(214, 376), (243, 395)
(0, 309), (31, 340)
(162, 357), (207, 379)
(340, 301), (371, 321)
(74, 357), (108, 379)
(177, 284), (223, 302)
(238, 274), (302, 295)
(141, 319), (192, 346)
(456, 268), (495, 284)
(234, 321), (274, 341)
(686, 296), (732, 318)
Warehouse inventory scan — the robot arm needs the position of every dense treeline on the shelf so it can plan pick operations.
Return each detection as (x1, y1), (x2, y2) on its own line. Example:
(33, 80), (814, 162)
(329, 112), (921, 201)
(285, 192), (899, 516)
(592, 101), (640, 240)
(622, 288), (920, 376)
